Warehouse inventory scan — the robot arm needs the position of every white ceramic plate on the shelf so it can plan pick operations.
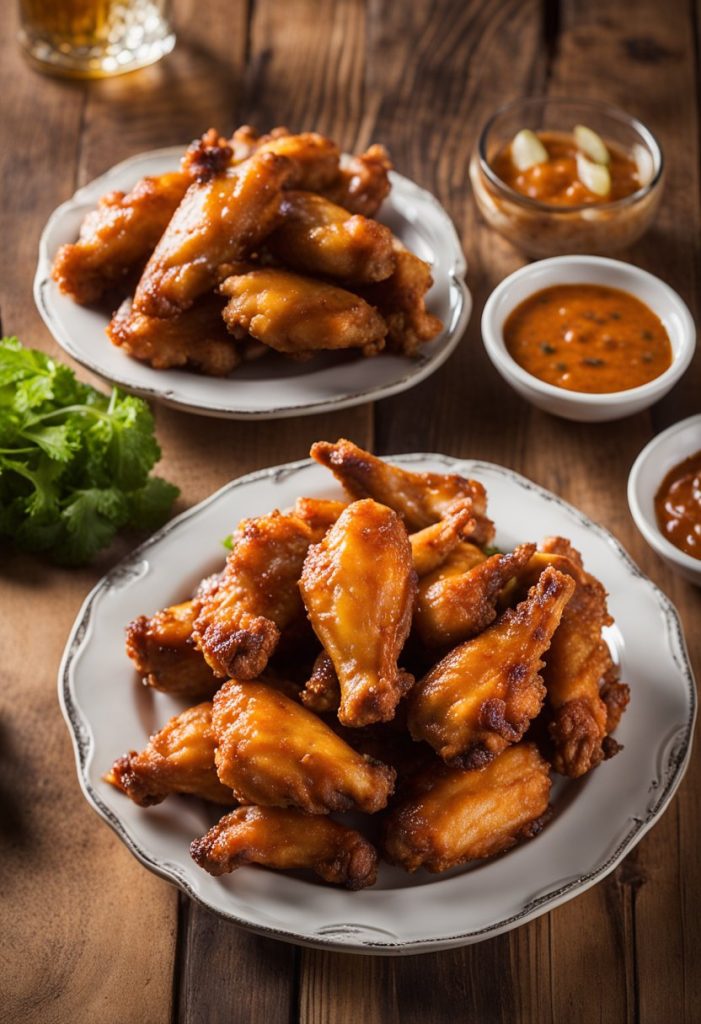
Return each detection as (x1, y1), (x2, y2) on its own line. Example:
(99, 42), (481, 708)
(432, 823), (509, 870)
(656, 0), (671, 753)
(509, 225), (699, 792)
(35, 148), (470, 419)
(59, 455), (696, 955)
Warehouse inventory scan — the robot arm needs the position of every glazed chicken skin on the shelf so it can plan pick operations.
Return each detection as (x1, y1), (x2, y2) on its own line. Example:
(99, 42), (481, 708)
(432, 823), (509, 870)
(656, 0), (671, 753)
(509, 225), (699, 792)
(133, 150), (291, 318)
(106, 702), (233, 807)
(382, 743), (551, 873)
(320, 143), (393, 216)
(301, 650), (342, 714)
(528, 538), (629, 778)
(300, 499), (417, 727)
(409, 505), (477, 577)
(220, 268), (387, 356)
(190, 805), (379, 890)
(126, 599), (219, 699)
(52, 171), (190, 305)
(291, 496), (348, 535)
(311, 439), (494, 541)
(193, 510), (315, 680)
(359, 245), (443, 356)
(107, 293), (241, 374)
(252, 131), (341, 190)
(407, 566), (575, 766)
(267, 191), (395, 283)
(414, 543), (537, 648)
(212, 680), (395, 814)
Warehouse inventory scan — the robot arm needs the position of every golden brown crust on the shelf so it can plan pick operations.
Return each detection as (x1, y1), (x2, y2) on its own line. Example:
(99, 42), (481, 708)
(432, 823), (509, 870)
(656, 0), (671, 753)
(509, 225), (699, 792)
(125, 600), (220, 699)
(382, 743), (551, 873)
(301, 650), (342, 714)
(106, 702), (233, 807)
(190, 805), (378, 889)
(300, 499), (417, 727)
(320, 143), (393, 216)
(358, 246), (443, 355)
(409, 505), (477, 577)
(212, 680), (396, 814)
(407, 566), (575, 766)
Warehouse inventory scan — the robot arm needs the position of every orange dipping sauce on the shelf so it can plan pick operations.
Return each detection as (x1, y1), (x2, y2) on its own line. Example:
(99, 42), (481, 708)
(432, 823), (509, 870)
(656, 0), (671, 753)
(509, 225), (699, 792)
(503, 284), (673, 394)
(655, 451), (701, 560)
(491, 131), (641, 206)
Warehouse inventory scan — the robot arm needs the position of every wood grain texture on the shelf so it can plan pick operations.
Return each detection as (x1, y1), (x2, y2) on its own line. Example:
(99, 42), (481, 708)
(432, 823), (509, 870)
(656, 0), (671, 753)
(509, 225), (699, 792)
(1, 0), (699, 1021)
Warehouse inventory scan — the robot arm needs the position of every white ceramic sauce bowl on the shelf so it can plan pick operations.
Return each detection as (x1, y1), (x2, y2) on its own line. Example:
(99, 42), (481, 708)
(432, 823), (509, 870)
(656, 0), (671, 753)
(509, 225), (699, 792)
(481, 255), (695, 422)
(628, 414), (701, 585)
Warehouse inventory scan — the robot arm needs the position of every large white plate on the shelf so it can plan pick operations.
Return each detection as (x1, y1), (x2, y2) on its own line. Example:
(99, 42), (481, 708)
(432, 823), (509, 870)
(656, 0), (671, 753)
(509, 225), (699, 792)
(35, 149), (470, 419)
(59, 455), (696, 954)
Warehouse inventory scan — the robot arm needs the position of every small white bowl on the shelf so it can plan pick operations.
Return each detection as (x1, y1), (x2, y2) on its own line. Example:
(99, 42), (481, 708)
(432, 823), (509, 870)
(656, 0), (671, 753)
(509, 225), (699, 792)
(481, 255), (695, 422)
(628, 414), (701, 585)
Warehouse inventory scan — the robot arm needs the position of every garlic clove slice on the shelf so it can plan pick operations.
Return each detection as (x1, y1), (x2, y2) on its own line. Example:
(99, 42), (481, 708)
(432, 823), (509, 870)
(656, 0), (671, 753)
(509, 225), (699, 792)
(574, 124), (610, 165)
(576, 151), (612, 197)
(511, 129), (549, 171)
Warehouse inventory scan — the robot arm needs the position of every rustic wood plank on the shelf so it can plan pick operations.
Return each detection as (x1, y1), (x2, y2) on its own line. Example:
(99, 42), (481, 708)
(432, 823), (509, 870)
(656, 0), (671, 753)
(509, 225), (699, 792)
(541, 3), (700, 1022)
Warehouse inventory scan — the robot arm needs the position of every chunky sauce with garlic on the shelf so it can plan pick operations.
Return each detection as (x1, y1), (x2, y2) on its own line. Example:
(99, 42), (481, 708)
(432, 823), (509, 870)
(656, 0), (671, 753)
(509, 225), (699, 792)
(491, 131), (640, 206)
(503, 284), (672, 394)
(655, 451), (701, 560)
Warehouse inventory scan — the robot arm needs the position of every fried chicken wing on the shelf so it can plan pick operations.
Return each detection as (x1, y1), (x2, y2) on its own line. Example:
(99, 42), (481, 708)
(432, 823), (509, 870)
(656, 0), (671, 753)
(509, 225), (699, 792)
(407, 566), (575, 767)
(229, 125), (291, 163)
(321, 143), (393, 216)
(220, 268), (387, 356)
(311, 439), (493, 538)
(253, 132), (341, 191)
(191, 805), (378, 889)
(192, 510), (314, 680)
(107, 293), (241, 374)
(414, 543), (537, 648)
(106, 702), (233, 806)
(530, 538), (628, 778)
(300, 650), (342, 713)
(133, 150), (291, 317)
(409, 505), (477, 577)
(267, 191), (395, 283)
(52, 171), (190, 305)
(358, 246), (443, 356)
(125, 599), (220, 699)
(300, 499), (417, 726)
(292, 496), (348, 538)
(382, 743), (551, 872)
(212, 680), (395, 813)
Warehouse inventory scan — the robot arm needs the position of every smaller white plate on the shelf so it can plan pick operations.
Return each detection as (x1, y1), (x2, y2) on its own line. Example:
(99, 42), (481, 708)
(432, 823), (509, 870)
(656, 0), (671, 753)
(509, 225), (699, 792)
(59, 455), (696, 954)
(35, 148), (470, 419)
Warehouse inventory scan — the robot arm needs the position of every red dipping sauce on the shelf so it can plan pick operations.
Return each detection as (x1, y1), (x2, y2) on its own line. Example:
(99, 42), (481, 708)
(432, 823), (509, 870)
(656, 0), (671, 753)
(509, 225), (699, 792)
(654, 451), (701, 560)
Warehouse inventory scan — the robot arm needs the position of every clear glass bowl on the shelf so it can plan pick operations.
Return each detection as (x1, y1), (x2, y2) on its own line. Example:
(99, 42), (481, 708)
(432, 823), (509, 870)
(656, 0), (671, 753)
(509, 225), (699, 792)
(469, 97), (664, 258)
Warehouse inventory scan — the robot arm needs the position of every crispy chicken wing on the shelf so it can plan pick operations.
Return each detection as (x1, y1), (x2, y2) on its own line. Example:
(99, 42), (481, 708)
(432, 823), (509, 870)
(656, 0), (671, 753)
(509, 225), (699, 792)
(192, 510), (314, 680)
(107, 293), (241, 374)
(321, 144), (393, 216)
(220, 268), (387, 356)
(190, 805), (378, 889)
(254, 131), (341, 190)
(212, 680), (395, 813)
(382, 743), (551, 872)
(414, 543), (537, 648)
(300, 650), (342, 714)
(407, 567), (575, 766)
(106, 702), (233, 806)
(133, 150), (291, 317)
(125, 599), (219, 699)
(291, 496), (348, 537)
(300, 499), (417, 726)
(358, 246), (443, 356)
(532, 538), (628, 778)
(267, 191), (395, 283)
(409, 505), (477, 577)
(52, 171), (190, 305)
(311, 439), (493, 539)
(229, 125), (291, 163)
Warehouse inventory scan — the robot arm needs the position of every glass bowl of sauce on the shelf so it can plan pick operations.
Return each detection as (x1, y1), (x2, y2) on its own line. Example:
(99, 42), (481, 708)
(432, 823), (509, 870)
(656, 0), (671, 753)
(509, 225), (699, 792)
(629, 415), (701, 585)
(469, 98), (664, 257)
(482, 255), (695, 422)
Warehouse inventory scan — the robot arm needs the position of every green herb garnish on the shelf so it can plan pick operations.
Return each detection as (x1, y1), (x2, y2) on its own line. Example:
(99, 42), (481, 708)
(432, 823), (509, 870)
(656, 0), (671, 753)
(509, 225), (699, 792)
(0, 337), (179, 565)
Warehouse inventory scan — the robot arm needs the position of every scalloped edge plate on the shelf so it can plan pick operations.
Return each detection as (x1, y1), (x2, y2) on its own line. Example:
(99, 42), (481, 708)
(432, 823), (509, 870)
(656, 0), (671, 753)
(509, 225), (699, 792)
(35, 149), (470, 419)
(59, 455), (696, 954)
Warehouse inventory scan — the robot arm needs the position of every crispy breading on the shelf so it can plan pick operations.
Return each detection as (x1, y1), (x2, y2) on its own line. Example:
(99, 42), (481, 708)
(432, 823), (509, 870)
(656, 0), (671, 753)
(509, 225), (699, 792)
(358, 245), (443, 355)
(125, 599), (220, 699)
(409, 505), (477, 577)
(320, 143), (393, 216)
(191, 805), (378, 889)
(212, 680), (395, 814)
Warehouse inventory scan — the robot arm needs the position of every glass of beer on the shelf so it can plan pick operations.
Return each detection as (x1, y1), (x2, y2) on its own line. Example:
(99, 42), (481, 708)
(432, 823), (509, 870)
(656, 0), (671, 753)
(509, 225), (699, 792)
(18, 0), (175, 78)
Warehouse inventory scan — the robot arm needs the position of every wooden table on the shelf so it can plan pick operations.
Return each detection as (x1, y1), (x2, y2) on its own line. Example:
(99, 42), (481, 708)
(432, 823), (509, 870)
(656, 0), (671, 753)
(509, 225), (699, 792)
(2, 1), (699, 1020)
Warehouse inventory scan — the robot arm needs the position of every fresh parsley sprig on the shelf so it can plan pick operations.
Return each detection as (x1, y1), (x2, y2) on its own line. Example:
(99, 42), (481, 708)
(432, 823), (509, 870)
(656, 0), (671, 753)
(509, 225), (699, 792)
(0, 337), (179, 565)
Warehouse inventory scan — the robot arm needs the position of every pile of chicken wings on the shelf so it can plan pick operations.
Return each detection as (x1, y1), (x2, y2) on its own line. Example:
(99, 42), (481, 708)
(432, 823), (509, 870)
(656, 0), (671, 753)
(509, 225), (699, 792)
(52, 128), (443, 374)
(108, 440), (629, 890)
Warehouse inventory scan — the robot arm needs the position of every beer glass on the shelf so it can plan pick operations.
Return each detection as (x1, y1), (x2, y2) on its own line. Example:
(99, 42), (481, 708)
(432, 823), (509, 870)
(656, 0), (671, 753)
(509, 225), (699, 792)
(18, 0), (175, 78)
